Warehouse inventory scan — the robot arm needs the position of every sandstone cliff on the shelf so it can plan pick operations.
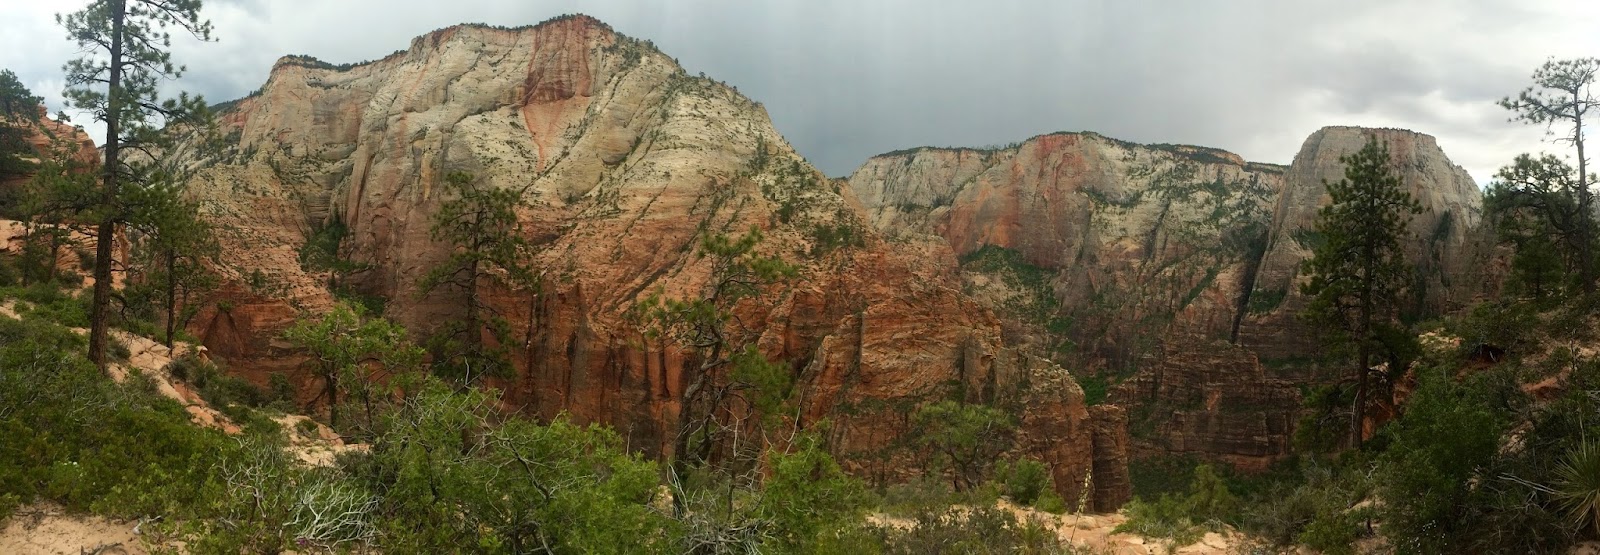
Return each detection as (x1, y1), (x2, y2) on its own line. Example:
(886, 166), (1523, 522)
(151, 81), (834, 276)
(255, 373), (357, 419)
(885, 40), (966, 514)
(850, 134), (1287, 367)
(174, 16), (1124, 507)
(1236, 126), (1488, 362)
(852, 127), (1486, 470)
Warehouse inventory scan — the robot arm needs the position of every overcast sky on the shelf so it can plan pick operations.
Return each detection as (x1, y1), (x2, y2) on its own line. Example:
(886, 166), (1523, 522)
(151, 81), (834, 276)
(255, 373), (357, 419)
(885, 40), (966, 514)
(3, 0), (1598, 183)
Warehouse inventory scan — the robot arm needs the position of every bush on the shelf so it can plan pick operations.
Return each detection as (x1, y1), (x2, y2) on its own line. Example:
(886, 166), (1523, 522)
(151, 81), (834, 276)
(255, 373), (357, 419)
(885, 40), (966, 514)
(0, 311), (238, 522)
(1376, 365), (1513, 554)
(877, 505), (1069, 554)
(1114, 464), (1241, 547)
(993, 457), (1053, 506)
(347, 377), (675, 553)
(164, 353), (269, 409)
(758, 435), (870, 552)
(1241, 461), (1369, 550)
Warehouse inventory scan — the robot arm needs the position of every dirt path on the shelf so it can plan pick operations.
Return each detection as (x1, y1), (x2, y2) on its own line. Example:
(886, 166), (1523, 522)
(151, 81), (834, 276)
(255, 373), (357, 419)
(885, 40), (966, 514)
(0, 506), (148, 555)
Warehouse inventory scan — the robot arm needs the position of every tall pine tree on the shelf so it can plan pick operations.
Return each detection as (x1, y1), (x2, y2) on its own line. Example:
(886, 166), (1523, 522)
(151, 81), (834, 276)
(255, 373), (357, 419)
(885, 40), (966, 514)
(59, 0), (213, 371)
(418, 171), (536, 386)
(1492, 58), (1599, 294)
(1301, 136), (1421, 448)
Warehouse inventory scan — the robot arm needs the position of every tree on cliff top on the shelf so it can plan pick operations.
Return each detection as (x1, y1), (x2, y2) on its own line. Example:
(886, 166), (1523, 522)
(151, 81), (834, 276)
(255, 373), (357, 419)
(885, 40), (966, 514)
(418, 170), (536, 387)
(0, 69), (44, 182)
(1496, 57), (1599, 294)
(59, 0), (214, 373)
(1300, 136), (1420, 449)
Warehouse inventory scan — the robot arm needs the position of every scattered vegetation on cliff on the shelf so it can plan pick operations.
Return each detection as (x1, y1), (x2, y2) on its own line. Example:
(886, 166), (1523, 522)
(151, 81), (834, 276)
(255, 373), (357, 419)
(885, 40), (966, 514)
(1112, 56), (1600, 554)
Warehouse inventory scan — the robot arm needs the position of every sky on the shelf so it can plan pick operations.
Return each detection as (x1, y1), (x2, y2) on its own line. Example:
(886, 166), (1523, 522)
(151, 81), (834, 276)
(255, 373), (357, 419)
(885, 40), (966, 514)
(2, 0), (1597, 183)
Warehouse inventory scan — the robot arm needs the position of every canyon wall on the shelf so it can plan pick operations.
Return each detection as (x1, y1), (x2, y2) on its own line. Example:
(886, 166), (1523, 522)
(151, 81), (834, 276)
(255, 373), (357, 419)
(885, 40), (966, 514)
(173, 16), (1126, 507)
(852, 126), (1486, 469)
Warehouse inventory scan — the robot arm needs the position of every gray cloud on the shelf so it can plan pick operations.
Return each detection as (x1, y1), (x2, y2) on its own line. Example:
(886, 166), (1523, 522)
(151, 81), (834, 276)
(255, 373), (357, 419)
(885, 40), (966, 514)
(3, 0), (1597, 184)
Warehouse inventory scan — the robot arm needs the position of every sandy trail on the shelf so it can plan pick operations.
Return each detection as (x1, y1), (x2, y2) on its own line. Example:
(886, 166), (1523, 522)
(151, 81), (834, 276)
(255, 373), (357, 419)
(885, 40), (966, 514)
(0, 506), (148, 555)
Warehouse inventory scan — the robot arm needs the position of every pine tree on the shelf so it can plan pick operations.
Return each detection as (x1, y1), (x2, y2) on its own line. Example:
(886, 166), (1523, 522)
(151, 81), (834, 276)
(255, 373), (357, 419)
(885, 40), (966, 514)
(1498, 58), (1599, 292)
(633, 227), (796, 478)
(126, 180), (218, 347)
(1301, 136), (1421, 448)
(59, 0), (213, 372)
(418, 171), (535, 386)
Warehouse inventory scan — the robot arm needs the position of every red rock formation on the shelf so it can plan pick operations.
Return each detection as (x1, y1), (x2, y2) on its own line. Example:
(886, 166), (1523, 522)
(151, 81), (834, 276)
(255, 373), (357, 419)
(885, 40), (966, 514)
(1089, 405), (1133, 512)
(851, 134), (1286, 368)
(175, 16), (1122, 509)
(852, 126), (1484, 473)
(1109, 338), (1302, 472)
(1, 106), (99, 192)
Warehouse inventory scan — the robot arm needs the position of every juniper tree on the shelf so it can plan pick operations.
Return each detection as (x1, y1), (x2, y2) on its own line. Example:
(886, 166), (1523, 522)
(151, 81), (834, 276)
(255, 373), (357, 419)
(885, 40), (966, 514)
(59, 0), (214, 372)
(1300, 136), (1420, 448)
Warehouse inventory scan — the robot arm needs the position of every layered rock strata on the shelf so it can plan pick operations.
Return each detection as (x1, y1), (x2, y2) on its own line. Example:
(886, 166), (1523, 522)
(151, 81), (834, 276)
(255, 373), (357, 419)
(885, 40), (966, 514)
(852, 127), (1485, 470)
(174, 16), (1121, 507)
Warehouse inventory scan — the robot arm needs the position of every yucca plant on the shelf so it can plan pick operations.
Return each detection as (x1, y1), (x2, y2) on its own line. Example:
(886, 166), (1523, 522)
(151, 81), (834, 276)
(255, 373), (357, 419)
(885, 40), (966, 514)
(1554, 440), (1600, 535)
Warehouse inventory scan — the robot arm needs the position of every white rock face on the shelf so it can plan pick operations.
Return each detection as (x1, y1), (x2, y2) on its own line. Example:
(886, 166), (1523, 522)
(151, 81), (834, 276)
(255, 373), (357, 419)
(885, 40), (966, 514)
(1239, 126), (1487, 360)
(850, 127), (1487, 366)
(171, 16), (1122, 507)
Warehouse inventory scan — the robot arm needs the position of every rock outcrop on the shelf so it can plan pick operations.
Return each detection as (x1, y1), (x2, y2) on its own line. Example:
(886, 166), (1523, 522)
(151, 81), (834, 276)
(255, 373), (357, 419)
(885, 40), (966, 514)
(850, 134), (1286, 367)
(1236, 126), (1487, 362)
(851, 127), (1485, 471)
(1, 107), (99, 199)
(1108, 338), (1302, 472)
(174, 16), (1119, 507)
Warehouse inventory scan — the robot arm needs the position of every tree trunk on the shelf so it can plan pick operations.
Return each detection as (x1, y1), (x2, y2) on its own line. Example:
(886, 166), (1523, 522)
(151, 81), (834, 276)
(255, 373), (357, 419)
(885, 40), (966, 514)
(18, 222), (31, 287)
(47, 229), (61, 283)
(164, 249), (177, 348)
(1577, 94), (1593, 294)
(88, 0), (127, 374)
(465, 257), (479, 384)
(327, 369), (340, 430)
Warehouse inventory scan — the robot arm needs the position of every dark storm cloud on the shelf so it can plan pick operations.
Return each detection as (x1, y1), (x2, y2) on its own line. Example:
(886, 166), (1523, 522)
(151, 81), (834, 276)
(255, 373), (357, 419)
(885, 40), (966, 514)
(4, 0), (1597, 183)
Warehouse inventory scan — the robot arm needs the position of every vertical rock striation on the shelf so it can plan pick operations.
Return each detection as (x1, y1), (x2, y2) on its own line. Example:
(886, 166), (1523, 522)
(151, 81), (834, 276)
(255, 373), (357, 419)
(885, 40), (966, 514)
(852, 126), (1486, 472)
(171, 16), (1121, 508)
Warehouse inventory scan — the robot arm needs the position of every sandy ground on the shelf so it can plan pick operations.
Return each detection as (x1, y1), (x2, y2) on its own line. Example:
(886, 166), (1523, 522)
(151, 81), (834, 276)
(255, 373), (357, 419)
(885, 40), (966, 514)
(998, 501), (1238, 555)
(0, 506), (148, 555)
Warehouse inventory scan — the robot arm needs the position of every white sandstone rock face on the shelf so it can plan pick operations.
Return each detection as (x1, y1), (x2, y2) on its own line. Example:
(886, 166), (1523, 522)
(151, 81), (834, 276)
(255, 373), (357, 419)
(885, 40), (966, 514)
(849, 133), (1287, 363)
(851, 126), (1487, 365)
(1239, 126), (1487, 360)
(172, 16), (1118, 508)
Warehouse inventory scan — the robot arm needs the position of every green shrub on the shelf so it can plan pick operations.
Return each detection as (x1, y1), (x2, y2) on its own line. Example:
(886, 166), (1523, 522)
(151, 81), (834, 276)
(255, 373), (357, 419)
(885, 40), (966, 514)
(1076, 374), (1109, 406)
(165, 353), (269, 409)
(1554, 440), (1600, 536)
(993, 457), (1053, 506)
(1115, 463), (1242, 547)
(1113, 495), (1205, 546)
(877, 505), (1070, 554)
(0, 312), (238, 522)
(759, 434), (870, 552)
(1376, 366), (1512, 554)
(1034, 489), (1069, 515)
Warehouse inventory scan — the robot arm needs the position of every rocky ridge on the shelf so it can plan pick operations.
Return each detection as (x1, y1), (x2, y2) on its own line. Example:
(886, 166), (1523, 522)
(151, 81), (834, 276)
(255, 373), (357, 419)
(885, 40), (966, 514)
(852, 126), (1486, 469)
(174, 15), (1126, 507)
